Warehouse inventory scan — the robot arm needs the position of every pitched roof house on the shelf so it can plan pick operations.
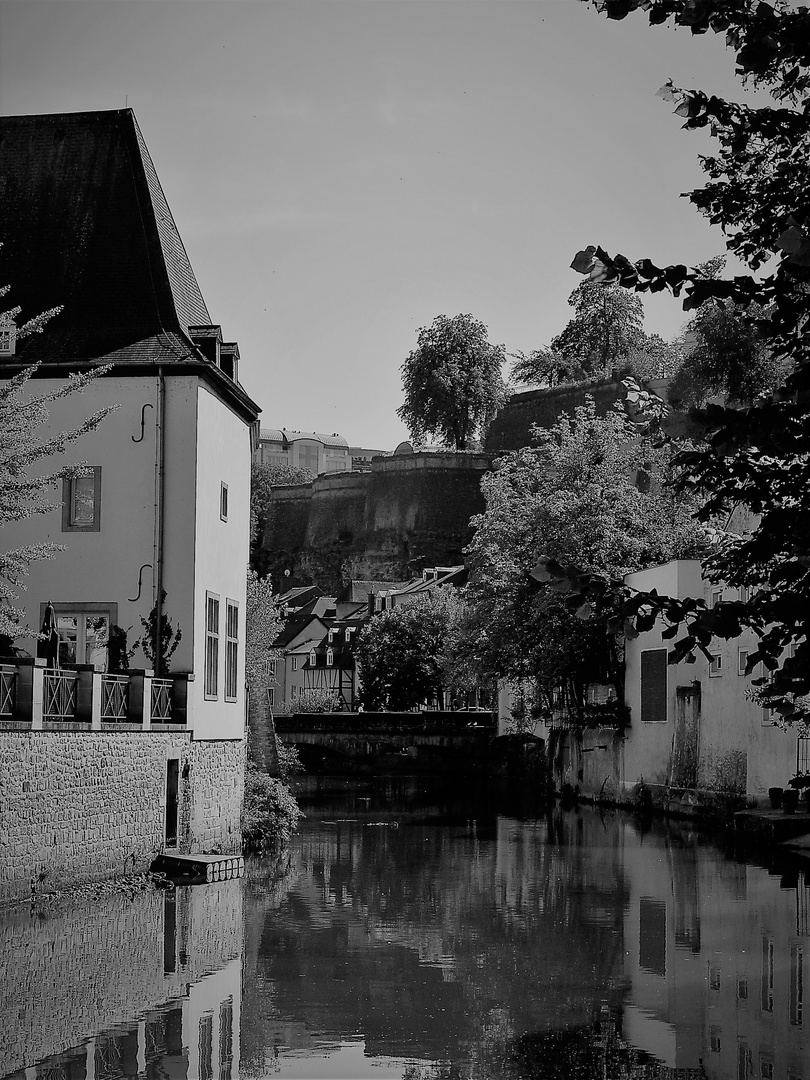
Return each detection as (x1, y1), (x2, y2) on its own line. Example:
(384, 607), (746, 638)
(0, 109), (259, 896)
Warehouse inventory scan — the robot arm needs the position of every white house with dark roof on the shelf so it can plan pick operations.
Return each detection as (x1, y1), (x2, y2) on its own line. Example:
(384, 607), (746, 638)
(0, 108), (259, 900)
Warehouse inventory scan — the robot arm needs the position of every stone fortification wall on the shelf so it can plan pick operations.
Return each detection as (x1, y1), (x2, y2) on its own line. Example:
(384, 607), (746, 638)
(485, 378), (624, 453)
(258, 452), (492, 592)
(0, 878), (241, 1076)
(0, 731), (244, 904)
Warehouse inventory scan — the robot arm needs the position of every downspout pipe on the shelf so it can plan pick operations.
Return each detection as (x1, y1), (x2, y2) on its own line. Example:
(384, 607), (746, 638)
(154, 366), (166, 676)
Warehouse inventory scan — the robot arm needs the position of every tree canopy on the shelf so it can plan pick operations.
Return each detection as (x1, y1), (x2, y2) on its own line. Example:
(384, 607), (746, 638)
(464, 399), (706, 717)
(0, 286), (115, 639)
(556, 0), (810, 722)
(250, 461), (314, 572)
(397, 313), (507, 450)
(355, 587), (467, 711)
(508, 282), (680, 389)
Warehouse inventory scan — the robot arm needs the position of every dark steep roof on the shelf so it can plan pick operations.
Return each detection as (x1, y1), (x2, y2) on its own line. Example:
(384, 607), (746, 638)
(0, 109), (258, 419)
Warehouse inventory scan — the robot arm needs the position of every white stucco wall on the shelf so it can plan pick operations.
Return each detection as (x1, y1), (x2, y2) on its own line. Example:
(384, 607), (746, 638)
(3, 374), (160, 661)
(623, 560), (799, 800)
(191, 384), (252, 741)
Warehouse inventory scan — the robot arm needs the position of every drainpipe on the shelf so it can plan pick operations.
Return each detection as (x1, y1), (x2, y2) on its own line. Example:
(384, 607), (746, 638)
(154, 367), (166, 676)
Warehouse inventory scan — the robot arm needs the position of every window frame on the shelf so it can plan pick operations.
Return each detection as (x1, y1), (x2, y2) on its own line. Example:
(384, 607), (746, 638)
(738, 648), (749, 676)
(640, 648), (668, 723)
(708, 653), (723, 677)
(39, 601), (117, 669)
(62, 467), (102, 532)
(220, 482), (229, 522)
(291, 656), (298, 672)
(224, 599), (239, 702)
(205, 592), (220, 699)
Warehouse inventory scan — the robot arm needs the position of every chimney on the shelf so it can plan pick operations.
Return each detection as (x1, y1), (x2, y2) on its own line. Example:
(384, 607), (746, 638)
(188, 324), (223, 367)
(220, 342), (240, 382)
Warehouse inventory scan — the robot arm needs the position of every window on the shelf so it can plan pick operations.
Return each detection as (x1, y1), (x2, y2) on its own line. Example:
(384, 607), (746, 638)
(738, 648), (749, 676)
(224, 600), (238, 701)
(220, 482), (229, 522)
(292, 656), (298, 672)
(266, 658), (277, 679)
(709, 653), (723, 677)
(0, 321), (16, 356)
(790, 945), (804, 1027)
(740, 585), (751, 603)
(42, 602), (116, 670)
(62, 467), (101, 531)
(326, 648), (334, 667)
(640, 649), (667, 723)
(761, 936), (774, 1012)
(345, 627), (354, 641)
(710, 588), (724, 608)
(328, 628), (337, 643)
(205, 593), (219, 698)
(267, 687), (275, 708)
(309, 649), (317, 666)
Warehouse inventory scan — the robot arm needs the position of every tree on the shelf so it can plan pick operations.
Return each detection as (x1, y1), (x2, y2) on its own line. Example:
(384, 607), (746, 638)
(0, 284), (115, 638)
(508, 347), (581, 388)
(670, 300), (787, 409)
(397, 314), (507, 450)
(558, 0), (810, 721)
(464, 399), (706, 718)
(355, 587), (466, 711)
(550, 281), (645, 381)
(132, 588), (182, 674)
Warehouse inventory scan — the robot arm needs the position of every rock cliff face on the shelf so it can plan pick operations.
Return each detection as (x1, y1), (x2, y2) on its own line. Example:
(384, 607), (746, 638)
(255, 452), (492, 593)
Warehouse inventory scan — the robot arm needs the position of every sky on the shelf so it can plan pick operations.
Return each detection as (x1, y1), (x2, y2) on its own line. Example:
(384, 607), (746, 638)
(0, 0), (767, 450)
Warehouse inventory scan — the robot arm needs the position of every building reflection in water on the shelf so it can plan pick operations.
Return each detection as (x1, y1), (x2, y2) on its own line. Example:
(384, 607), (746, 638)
(242, 792), (810, 1080)
(0, 879), (242, 1080)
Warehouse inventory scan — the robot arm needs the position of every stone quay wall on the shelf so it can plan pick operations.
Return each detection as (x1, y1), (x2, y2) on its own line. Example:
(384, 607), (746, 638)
(0, 878), (242, 1076)
(0, 730), (244, 904)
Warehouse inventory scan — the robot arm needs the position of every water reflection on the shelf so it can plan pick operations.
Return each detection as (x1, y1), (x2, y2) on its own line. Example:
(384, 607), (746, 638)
(3, 776), (810, 1079)
(0, 880), (242, 1080)
(242, 776), (810, 1079)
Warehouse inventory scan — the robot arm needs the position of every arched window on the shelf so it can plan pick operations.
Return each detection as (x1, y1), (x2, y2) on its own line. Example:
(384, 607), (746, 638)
(309, 649), (316, 666)
(326, 648), (334, 667)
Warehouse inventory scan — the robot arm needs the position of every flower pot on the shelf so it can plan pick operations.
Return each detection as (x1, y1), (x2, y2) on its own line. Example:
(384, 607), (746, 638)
(782, 788), (799, 814)
(769, 787), (784, 809)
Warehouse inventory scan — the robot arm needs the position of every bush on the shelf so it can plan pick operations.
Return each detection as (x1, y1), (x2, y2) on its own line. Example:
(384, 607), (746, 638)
(242, 764), (303, 854)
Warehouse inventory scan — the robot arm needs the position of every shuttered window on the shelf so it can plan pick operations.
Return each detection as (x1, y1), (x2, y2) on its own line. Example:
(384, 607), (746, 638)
(640, 649), (667, 723)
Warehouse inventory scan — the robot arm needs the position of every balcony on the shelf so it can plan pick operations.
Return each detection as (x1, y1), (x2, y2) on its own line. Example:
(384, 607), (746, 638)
(0, 659), (193, 731)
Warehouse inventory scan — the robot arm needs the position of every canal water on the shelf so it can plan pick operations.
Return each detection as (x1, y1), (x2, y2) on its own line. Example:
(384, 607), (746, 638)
(2, 774), (809, 1080)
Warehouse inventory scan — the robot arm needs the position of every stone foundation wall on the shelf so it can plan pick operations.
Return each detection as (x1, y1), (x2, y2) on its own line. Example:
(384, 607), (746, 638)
(0, 731), (244, 904)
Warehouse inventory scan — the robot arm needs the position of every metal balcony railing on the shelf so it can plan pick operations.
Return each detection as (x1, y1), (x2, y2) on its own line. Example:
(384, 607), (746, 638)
(151, 678), (173, 723)
(0, 665), (16, 717)
(43, 669), (78, 722)
(100, 674), (129, 723)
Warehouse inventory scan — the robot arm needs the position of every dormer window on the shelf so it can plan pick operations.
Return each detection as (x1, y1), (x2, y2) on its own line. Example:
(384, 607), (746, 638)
(326, 648), (334, 667)
(309, 649), (317, 666)
(328, 628), (337, 644)
(345, 627), (354, 641)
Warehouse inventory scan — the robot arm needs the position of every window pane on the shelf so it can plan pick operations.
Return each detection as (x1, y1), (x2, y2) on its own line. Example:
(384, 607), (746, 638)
(57, 615), (78, 666)
(71, 474), (95, 524)
(85, 615), (109, 669)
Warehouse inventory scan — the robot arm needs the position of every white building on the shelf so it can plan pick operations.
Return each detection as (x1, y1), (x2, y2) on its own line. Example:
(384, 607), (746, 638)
(0, 108), (259, 900)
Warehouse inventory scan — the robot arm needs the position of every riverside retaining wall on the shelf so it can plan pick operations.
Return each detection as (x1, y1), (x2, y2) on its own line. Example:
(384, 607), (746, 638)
(0, 731), (244, 904)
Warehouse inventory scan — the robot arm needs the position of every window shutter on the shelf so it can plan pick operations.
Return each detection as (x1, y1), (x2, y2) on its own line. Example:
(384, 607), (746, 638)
(640, 649), (667, 723)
